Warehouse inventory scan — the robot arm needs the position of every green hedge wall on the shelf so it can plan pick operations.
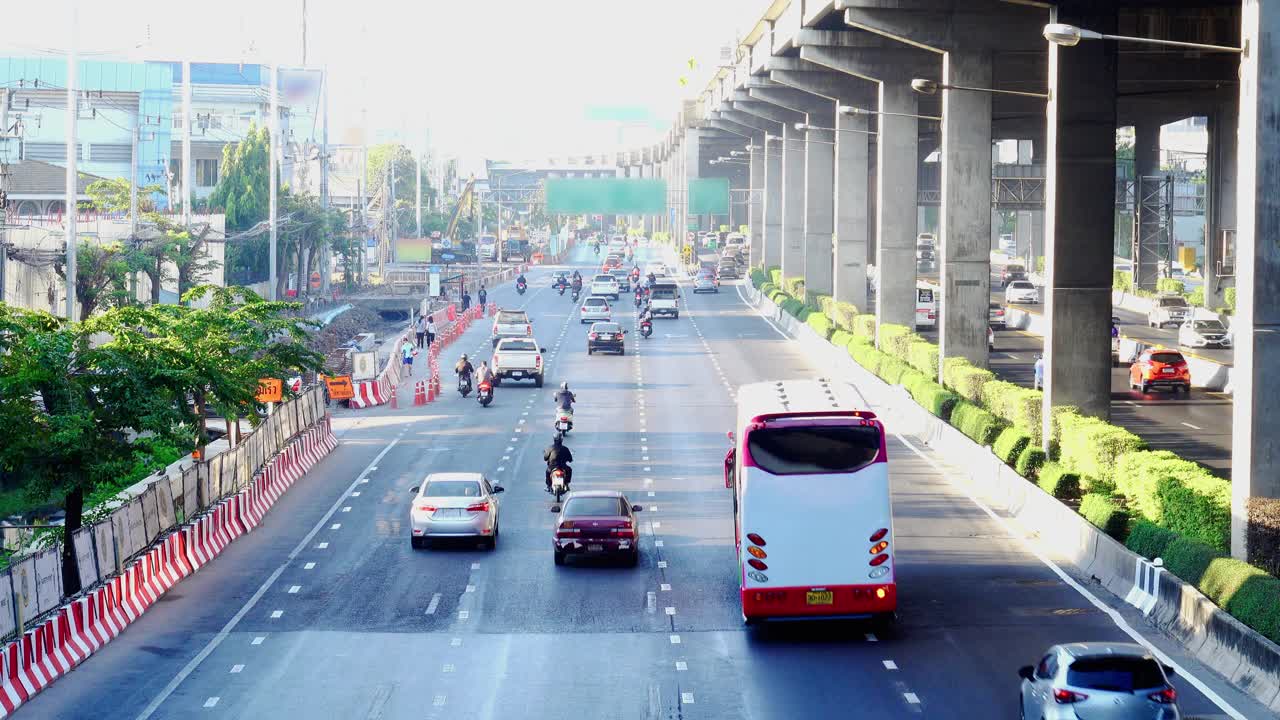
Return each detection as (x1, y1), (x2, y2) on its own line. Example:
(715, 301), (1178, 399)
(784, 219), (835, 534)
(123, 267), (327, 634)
(829, 301), (860, 331)
(950, 401), (1003, 446)
(1080, 493), (1130, 540)
(942, 358), (996, 404)
(1057, 414), (1145, 493)
(903, 375), (960, 422)
(852, 314), (877, 341)
(1037, 461), (1081, 500)
(1126, 520), (1179, 560)
(879, 324), (917, 361)
(993, 427), (1033, 466)
(906, 340), (940, 378)
(1015, 445), (1047, 479)
(806, 312), (834, 340)
(769, 267), (782, 286)
(1115, 450), (1231, 552)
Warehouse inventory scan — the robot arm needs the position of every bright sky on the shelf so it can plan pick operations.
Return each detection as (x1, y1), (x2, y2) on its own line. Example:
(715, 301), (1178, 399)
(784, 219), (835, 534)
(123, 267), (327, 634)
(10, 0), (754, 170)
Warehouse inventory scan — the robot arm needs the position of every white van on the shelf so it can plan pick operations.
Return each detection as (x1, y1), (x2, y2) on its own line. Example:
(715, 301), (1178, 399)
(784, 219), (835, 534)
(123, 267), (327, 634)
(915, 282), (937, 328)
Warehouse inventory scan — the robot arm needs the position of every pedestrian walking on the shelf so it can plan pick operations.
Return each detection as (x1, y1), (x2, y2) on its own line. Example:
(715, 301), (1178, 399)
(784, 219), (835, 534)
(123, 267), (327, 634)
(415, 313), (428, 349)
(1033, 354), (1044, 390)
(426, 314), (436, 347)
(401, 338), (417, 375)
(462, 290), (472, 312)
(478, 285), (487, 314)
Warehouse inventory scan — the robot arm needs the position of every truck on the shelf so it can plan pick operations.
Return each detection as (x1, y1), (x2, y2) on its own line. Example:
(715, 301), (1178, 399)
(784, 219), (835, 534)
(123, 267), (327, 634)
(649, 281), (680, 319)
(491, 337), (546, 387)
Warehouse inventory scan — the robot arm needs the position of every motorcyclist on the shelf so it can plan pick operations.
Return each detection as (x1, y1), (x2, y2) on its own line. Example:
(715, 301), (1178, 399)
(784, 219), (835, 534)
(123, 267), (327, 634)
(630, 265), (641, 282)
(455, 354), (475, 389)
(517, 273), (528, 287)
(553, 272), (567, 288)
(594, 243), (600, 255)
(571, 274), (583, 293)
(476, 360), (495, 386)
(646, 272), (657, 288)
(554, 381), (576, 413)
(544, 434), (574, 492)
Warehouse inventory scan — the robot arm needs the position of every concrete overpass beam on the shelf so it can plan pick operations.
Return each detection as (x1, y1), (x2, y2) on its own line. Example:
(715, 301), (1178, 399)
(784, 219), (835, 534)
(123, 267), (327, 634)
(1132, 121), (1162, 291)
(938, 50), (994, 375)
(1041, 1), (1118, 443)
(1232, 0), (1280, 566)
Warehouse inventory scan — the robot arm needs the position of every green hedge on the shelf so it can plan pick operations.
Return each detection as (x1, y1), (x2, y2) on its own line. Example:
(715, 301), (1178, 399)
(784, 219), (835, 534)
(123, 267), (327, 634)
(849, 341), (888, 376)
(852, 314), (877, 341)
(1113, 270), (1133, 292)
(750, 268), (768, 288)
(1037, 461), (1081, 500)
(1015, 445), (1047, 479)
(829, 301), (860, 331)
(1156, 278), (1186, 295)
(878, 357), (915, 385)
(1225, 287), (1236, 314)
(1201, 559), (1280, 644)
(906, 340), (940, 377)
(815, 294), (834, 317)
(942, 358), (996, 404)
(904, 377), (960, 421)
(1057, 414), (1145, 493)
(992, 427), (1032, 466)
(1114, 450), (1231, 552)
(780, 298), (805, 318)
(768, 267), (782, 286)
(950, 401), (1003, 446)
(878, 324), (917, 361)
(977, 381), (1042, 441)
(1161, 536), (1222, 586)
(1125, 520), (1179, 560)
(1080, 493), (1129, 540)
(1187, 286), (1204, 308)
(831, 329), (853, 348)
(806, 312), (834, 339)
(783, 276), (805, 298)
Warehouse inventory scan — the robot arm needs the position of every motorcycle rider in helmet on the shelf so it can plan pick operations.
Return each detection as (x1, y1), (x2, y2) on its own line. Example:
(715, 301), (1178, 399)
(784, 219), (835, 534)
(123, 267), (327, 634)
(544, 434), (574, 492)
(455, 354), (474, 390)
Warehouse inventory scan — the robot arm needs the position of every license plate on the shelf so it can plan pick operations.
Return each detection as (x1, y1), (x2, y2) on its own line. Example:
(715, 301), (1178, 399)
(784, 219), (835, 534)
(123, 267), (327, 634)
(587, 544), (604, 553)
(512, 371), (523, 377)
(806, 591), (834, 605)
(1161, 368), (1174, 374)
(436, 509), (463, 518)
(600, 334), (612, 340)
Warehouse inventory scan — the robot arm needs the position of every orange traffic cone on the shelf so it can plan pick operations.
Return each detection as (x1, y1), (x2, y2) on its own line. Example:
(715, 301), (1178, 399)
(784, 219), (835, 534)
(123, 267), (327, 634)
(390, 384), (399, 409)
(414, 380), (428, 405)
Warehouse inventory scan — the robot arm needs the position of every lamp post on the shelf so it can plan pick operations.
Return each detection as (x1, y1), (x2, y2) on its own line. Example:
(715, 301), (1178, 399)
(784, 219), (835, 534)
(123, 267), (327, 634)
(1042, 23), (1245, 53)
(909, 78), (1049, 100)
(794, 121), (878, 136)
(838, 105), (941, 122)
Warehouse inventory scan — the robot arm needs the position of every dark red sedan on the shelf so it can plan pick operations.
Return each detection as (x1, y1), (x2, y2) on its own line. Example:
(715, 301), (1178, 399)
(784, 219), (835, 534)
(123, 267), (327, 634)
(551, 491), (644, 567)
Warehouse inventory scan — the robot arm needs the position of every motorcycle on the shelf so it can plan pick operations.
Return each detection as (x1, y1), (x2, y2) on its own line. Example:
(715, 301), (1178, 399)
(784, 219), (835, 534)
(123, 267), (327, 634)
(557, 283), (566, 296)
(458, 375), (472, 398)
(571, 288), (581, 302)
(639, 320), (653, 339)
(594, 245), (600, 256)
(477, 380), (493, 407)
(549, 466), (569, 502)
(517, 281), (527, 295)
(554, 408), (573, 437)
(634, 292), (644, 308)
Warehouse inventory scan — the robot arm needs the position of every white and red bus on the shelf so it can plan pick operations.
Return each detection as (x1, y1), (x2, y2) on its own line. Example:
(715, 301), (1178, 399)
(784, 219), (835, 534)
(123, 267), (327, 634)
(724, 379), (896, 624)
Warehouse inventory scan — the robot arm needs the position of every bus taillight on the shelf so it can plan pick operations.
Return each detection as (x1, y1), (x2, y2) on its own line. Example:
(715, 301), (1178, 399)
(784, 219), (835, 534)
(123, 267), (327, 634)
(746, 533), (766, 547)
(869, 528), (888, 542)
(747, 546), (767, 559)
(869, 541), (888, 555)
(747, 559), (768, 571)
(870, 553), (889, 567)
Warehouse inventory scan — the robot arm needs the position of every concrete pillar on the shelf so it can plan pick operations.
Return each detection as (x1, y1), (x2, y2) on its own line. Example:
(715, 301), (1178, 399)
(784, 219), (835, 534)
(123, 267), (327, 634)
(1206, 103), (1237, 306)
(938, 51), (994, 375)
(834, 111), (870, 309)
(763, 140), (784, 269)
(802, 125), (835, 300)
(781, 123), (806, 283)
(1040, 1), (1117, 444)
(1232, 0), (1280, 565)
(749, 139), (765, 267)
(1133, 121), (1162, 290)
(876, 82), (919, 334)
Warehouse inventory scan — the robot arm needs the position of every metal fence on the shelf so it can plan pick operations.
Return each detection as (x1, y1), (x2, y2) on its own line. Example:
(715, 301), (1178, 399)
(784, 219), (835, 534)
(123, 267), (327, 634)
(0, 385), (328, 642)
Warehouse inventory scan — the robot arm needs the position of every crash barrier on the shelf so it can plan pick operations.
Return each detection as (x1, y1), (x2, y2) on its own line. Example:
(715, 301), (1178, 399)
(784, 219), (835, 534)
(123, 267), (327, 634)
(744, 283), (1280, 713)
(0, 392), (338, 717)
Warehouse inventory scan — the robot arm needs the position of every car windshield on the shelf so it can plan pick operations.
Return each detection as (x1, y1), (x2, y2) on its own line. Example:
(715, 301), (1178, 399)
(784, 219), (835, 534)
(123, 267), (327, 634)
(1193, 320), (1226, 331)
(1066, 657), (1165, 692)
(499, 340), (537, 352)
(1159, 297), (1189, 307)
(496, 311), (528, 324)
(563, 497), (626, 517)
(423, 480), (481, 497)
(1009, 281), (1034, 289)
(1150, 352), (1184, 364)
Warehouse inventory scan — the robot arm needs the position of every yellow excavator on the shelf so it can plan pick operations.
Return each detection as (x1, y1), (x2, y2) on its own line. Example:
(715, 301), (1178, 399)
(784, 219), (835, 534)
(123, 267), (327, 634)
(444, 177), (477, 243)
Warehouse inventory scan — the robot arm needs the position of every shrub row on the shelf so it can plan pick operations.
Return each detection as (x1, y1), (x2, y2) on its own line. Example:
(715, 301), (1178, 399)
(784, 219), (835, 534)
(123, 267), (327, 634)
(1115, 450), (1230, 553)
(992, 427), (1032, 466)
(1037, 462), (1080, 500)
(1056, 411), (1145, 493)
(950, 401), (1003, 446)
(1015, 445), (1047, 479)
(1080, 493), (1130, 540)
(980, 380), (1044, 444)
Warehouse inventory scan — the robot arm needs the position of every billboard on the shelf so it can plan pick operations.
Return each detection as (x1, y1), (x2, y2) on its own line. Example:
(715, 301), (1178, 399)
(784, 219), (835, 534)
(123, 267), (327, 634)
(395, 237), (432, 263)
(689, 178), (729, 215)
(545, 178), (667, 214)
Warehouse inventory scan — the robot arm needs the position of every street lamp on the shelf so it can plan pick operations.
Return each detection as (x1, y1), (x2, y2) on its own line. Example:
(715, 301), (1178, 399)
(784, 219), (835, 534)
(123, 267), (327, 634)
(765, 133), (836, 146)
(1042, 23), (1244, 53)
(910, 78), (1049, 99)
(794, 121), (878, 136)
(838, 105), (941, 121)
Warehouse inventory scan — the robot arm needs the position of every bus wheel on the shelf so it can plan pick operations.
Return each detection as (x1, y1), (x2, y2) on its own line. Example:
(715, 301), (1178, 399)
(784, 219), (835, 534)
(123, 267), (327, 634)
(871, 612), (897, 632)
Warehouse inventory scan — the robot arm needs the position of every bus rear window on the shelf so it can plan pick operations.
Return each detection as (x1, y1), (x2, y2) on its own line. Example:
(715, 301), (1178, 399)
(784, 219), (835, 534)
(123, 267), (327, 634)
(917, 289), (934, 303)
(747, 425), (882, 475)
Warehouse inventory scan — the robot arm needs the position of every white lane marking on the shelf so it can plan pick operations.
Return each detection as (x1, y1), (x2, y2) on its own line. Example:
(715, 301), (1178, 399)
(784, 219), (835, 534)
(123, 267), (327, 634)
(330, 524), (341, 530)
(442, 663), (455, 673)
(251, 637), (264, 646)
(647, 592), (657, 612)
(510, 437), (518, 441)
(433, 695), (446, 707)
(1181, 422), (1202, 430)
(658, 561), (668, 568)
(883, 660), (898, 670)
(136, 437), (401, 720)
(681, 693), (695, 705)
(471, 562), (481, 570)
(676, 661), (687, 671)
(643, 467), (651, 472)
(903, 693), (921, 705)
(496, 466), (505, 472)
(358, 478), (369, 484)
(270, 610), (283, 619)
(426, 593), (442, 615)
(203, 697), (220, 708)
(1005, 353), (1020, 360)
(458, 610), (470, 620)
(642, 456), (650, 461)
(895, 433), (1248, 720)
(735, 282), (791, 339)
(351, 492), (361, 497)
(644, 478), (653, 485)
(317, 542), (328, 549)
(650, 506), (658, 512)
(652, 522), (661, 529)
(341, 507), (351, 513)
(648, 491), (655, 497)
(660, 584), (671, 591)
(451, 638), (462, 647)
(230, 664), (244, 674)
(303, 562), (315, 570)
(502, 455), (510, 460)
(288, 585), (300, 594)
(865, 633), (878, 642)
(655, 540), (664, 547)
(670, 635), (681, 644)
(466, 584), (476, 593)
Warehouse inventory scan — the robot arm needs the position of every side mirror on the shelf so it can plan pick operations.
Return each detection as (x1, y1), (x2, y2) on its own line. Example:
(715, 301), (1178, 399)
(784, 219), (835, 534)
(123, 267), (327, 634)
(541, 347), (548, 353)
(549, 505), (561, 513)
(623, 330), (629, 334)
(491, 486), (505, 494)
(1162, 664), (1175, 677)
(1017, 666), (1035, 682)
(726, 430), (735, 442)
(632, 504), (644, 512)
(409, 486), (419, 493)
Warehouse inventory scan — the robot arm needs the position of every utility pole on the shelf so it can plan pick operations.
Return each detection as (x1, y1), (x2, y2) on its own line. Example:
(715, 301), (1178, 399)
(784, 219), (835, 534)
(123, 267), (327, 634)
(64, 13), (78, 321)
(268, 63), (279, 300)
(1, 88), (9, 304)
(301, 0), (308, 66)
(415, 145), (422, 238)
(360, 107), (368, 285)
(319, 68), (330, 293)
(181, 60), (192, 229)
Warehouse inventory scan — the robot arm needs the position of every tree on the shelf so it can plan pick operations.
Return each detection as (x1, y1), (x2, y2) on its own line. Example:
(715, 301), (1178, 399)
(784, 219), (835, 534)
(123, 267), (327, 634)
(0, 305), (194, 595)
(53, 242), (133, 319)
(367, 143), (435, 236)
(208, 124), (272, 284)
(85, 177), (163, 214)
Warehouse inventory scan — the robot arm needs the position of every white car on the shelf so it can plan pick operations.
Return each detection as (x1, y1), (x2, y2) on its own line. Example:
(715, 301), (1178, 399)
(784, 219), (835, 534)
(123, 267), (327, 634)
(1004, 280), (1039, 304)
(491, 309), (532, 347)
(409, 472), (504, 550)
(645, 263), (668, 277)
(580, 296), (612, 323)
(1178, 318), (1231, 348)
(492, 337), (546, 386)
(1149, 294), (1191, 329)
(590, 274), (620, 299)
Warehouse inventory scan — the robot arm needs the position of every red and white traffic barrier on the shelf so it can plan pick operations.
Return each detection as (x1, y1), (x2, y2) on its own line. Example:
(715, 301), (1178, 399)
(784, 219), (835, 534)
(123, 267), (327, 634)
(0, 642), (27, 713)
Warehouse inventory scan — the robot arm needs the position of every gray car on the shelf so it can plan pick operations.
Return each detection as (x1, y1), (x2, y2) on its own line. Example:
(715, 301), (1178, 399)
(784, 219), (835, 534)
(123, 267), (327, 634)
(409, 472), (504, 549)
(1018, 642), (1180, 719)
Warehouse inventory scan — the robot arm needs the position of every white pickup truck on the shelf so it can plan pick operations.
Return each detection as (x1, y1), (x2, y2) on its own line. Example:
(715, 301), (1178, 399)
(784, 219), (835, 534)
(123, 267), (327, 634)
(649, 281), (680, 319)
(491, 309), (532, 347)
(491, 338), (546, 387)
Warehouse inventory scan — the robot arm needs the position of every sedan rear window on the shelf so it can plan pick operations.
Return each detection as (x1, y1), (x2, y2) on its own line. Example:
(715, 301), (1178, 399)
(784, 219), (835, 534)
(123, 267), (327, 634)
(593, 323), (621, 333)
(1158, 297), (1189, 307)
(499, 340), (537, 352)
(1066, 657), (1165, 692)
(1150, 352), (1184, 364)
(584, 297), (608, 306)
(563, 497), (626, 517)
(747, 425), (882, 475)
(594, 274), (614, 282)
(423, 480), (481, 497)
(496, 311), (528, 324)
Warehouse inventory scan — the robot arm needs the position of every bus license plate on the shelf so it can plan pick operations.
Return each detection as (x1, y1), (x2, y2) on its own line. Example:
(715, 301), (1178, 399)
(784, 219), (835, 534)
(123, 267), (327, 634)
(806, 591), (834, 606)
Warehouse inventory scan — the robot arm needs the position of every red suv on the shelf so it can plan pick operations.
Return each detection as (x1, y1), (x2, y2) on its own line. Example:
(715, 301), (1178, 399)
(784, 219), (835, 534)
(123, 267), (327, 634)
(1129, 349), (1191, 394)
(552, 490), (644, 567)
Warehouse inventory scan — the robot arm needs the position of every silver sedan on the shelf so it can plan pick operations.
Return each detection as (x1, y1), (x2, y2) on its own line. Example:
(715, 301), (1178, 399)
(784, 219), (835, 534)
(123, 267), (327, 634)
(409, 472), (504, 549)
(1018, 642), (1180, 719)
